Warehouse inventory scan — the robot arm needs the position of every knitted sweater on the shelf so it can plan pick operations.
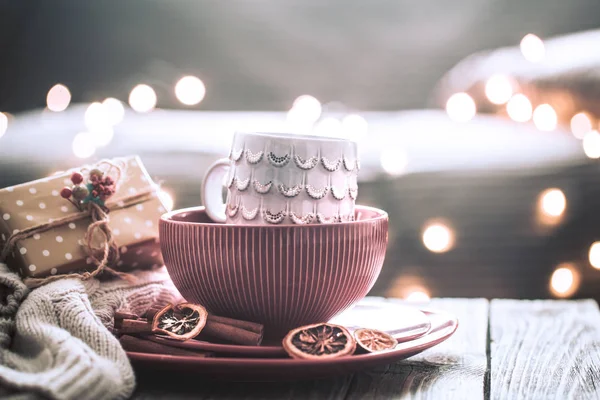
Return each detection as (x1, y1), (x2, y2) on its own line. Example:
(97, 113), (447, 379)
(0, 263), (182, 400)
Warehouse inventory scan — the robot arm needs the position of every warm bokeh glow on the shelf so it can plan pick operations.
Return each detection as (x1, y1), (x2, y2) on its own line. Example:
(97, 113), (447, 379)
(287, 95), (322, 126)
(570, 112), (593, 139)
(46, 84), (71, 112)
(520, 34), (545, 63)
(485, 75), (513, 105)
(550, 264), (579, 297)
(589, 242), (600, 270)
(342, 114), (368, 140)
(0, 112), (7, 139)
(405, 290), (431, 302)
(129, 84), (157, 113)
(175, 76), (206, 106)
(72, 133), (96, 159)
(158, 190), (174, 212)
(102, 98), (125, 126)
(446, 92), (476, 122)
(583, 130), (600, 159)
(532, 104), (557, 131)
(539, 188), (566, 218)
(506, 94), (533, 122)
(422, 222), (455, 253)
(84, 102), (111, 132)
(380, 147), (408, 176)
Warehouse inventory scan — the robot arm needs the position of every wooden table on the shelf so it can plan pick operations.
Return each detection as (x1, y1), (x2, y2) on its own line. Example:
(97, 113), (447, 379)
(132, 298), (600, 399)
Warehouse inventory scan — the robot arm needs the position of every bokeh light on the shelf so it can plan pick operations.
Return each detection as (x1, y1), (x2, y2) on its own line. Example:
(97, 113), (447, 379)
(72, 133), (96, 159)
(102, 98), (125, 126)
(582, 130), (600, 159)
(589, 242), (600, 270)
(485, 75), (513, 105)
(380, 147), (408, 176)
(0, 112), (7, 139)
(422, 221), (455, 253)
(532, 104), (557, 131)
(342, 114), (368, 140)
(175, 76), (206, 106)
(405, 289), (431, 302)
(46, 84), (71, 112)
(538, 188), (566, 218)
(506, 94), (533, 122)
(520, 34), (545, 63)
(287, 95), (322, 126)
(570, 112), (593, 139)
(550, 264), (579, 298)
(446, 92), (476, 122)
(129, 84), (157, 113)
(85, 102), (111, 132)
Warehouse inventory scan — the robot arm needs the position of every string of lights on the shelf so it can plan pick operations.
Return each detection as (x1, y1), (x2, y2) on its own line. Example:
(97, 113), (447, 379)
(0, 33), (597, 302)
(444, 33), (600, 160)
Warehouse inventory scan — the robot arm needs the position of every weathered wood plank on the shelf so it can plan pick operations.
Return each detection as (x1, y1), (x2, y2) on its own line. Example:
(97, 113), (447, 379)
(344, 298), (489, 399)
(490, 299), (600, 400)
(132, 375), (354, 400)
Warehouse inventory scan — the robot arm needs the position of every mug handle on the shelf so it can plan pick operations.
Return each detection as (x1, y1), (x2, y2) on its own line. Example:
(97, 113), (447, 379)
(201, 158), (230, 223)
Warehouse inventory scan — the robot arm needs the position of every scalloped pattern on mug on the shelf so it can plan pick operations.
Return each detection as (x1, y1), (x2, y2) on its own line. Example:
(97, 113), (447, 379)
(331, 185), (347, 200)
(252, 179), (273, 194)
(306, 184), (329, 200)
(321, 157), (341, 172)
(227, 202), (240, 218)
(316, 213), (340, 224)
(241, 205), (259, 220)
(289, 211), (316, 225)
(294, 155), (319, 170)
(278, 184), (303, 198)
(246, 149), (264, 165)
(235, 177), (251, 191)
(343, 157), (357, 172)
(348, 186), (358, 200)
(231, 148), (244, 162)
(227, 172), (236, 189)
(267, 152), (291, 167)
(264, 209), (286, 224)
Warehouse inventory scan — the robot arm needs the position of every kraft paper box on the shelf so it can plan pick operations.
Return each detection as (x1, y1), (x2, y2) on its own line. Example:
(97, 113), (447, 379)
(0, 155), (167, 278)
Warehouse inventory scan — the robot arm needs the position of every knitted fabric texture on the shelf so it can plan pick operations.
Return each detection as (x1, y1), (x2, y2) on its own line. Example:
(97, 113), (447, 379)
(0, 262), (182, 400)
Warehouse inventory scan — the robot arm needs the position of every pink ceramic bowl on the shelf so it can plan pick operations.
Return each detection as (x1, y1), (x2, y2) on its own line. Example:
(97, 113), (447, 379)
(159, 205), (388, 337)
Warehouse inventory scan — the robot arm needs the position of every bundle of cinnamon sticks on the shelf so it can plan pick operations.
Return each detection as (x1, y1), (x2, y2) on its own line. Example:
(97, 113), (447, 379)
(113, 303), (264, 347)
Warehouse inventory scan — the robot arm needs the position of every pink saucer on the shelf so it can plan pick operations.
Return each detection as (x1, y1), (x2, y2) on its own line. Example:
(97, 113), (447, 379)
(127, 306), (457, 381)
(147, 302), (431, 357)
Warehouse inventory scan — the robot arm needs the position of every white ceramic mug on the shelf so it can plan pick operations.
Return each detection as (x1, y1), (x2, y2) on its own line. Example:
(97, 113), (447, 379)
(202, 131), (359, 225)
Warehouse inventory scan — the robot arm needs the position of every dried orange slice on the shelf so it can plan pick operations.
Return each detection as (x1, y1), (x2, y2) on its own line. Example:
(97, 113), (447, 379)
(354, 328), (398, 353)
(151, 303), (208, 341)
(282, 323), (356, 359)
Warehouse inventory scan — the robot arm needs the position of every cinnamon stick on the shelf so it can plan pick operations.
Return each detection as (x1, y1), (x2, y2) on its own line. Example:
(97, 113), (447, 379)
(208, 315), (264, 335)
(144, 303), (265, 345)
(115, 319), (152, 334)
(200, 321), (263, 346)
(114, 311), (140, 321)
(144, 305), (166, 320)
(120, 335), (212, 357)
(146, 306), (263, 335)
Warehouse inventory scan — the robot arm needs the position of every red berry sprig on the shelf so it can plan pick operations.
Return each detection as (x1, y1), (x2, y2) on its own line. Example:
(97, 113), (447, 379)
(60, 169), (117, 211)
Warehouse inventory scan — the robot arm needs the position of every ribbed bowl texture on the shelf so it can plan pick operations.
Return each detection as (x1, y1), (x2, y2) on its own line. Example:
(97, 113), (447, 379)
(159, 205), (388, 337)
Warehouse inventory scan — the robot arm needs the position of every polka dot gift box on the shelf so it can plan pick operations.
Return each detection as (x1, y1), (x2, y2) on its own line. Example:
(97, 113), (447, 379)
(0, 155), (167, 280)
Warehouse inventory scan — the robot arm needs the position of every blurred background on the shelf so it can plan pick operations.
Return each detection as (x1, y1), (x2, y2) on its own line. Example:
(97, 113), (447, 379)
(1, 0), (600, 302)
